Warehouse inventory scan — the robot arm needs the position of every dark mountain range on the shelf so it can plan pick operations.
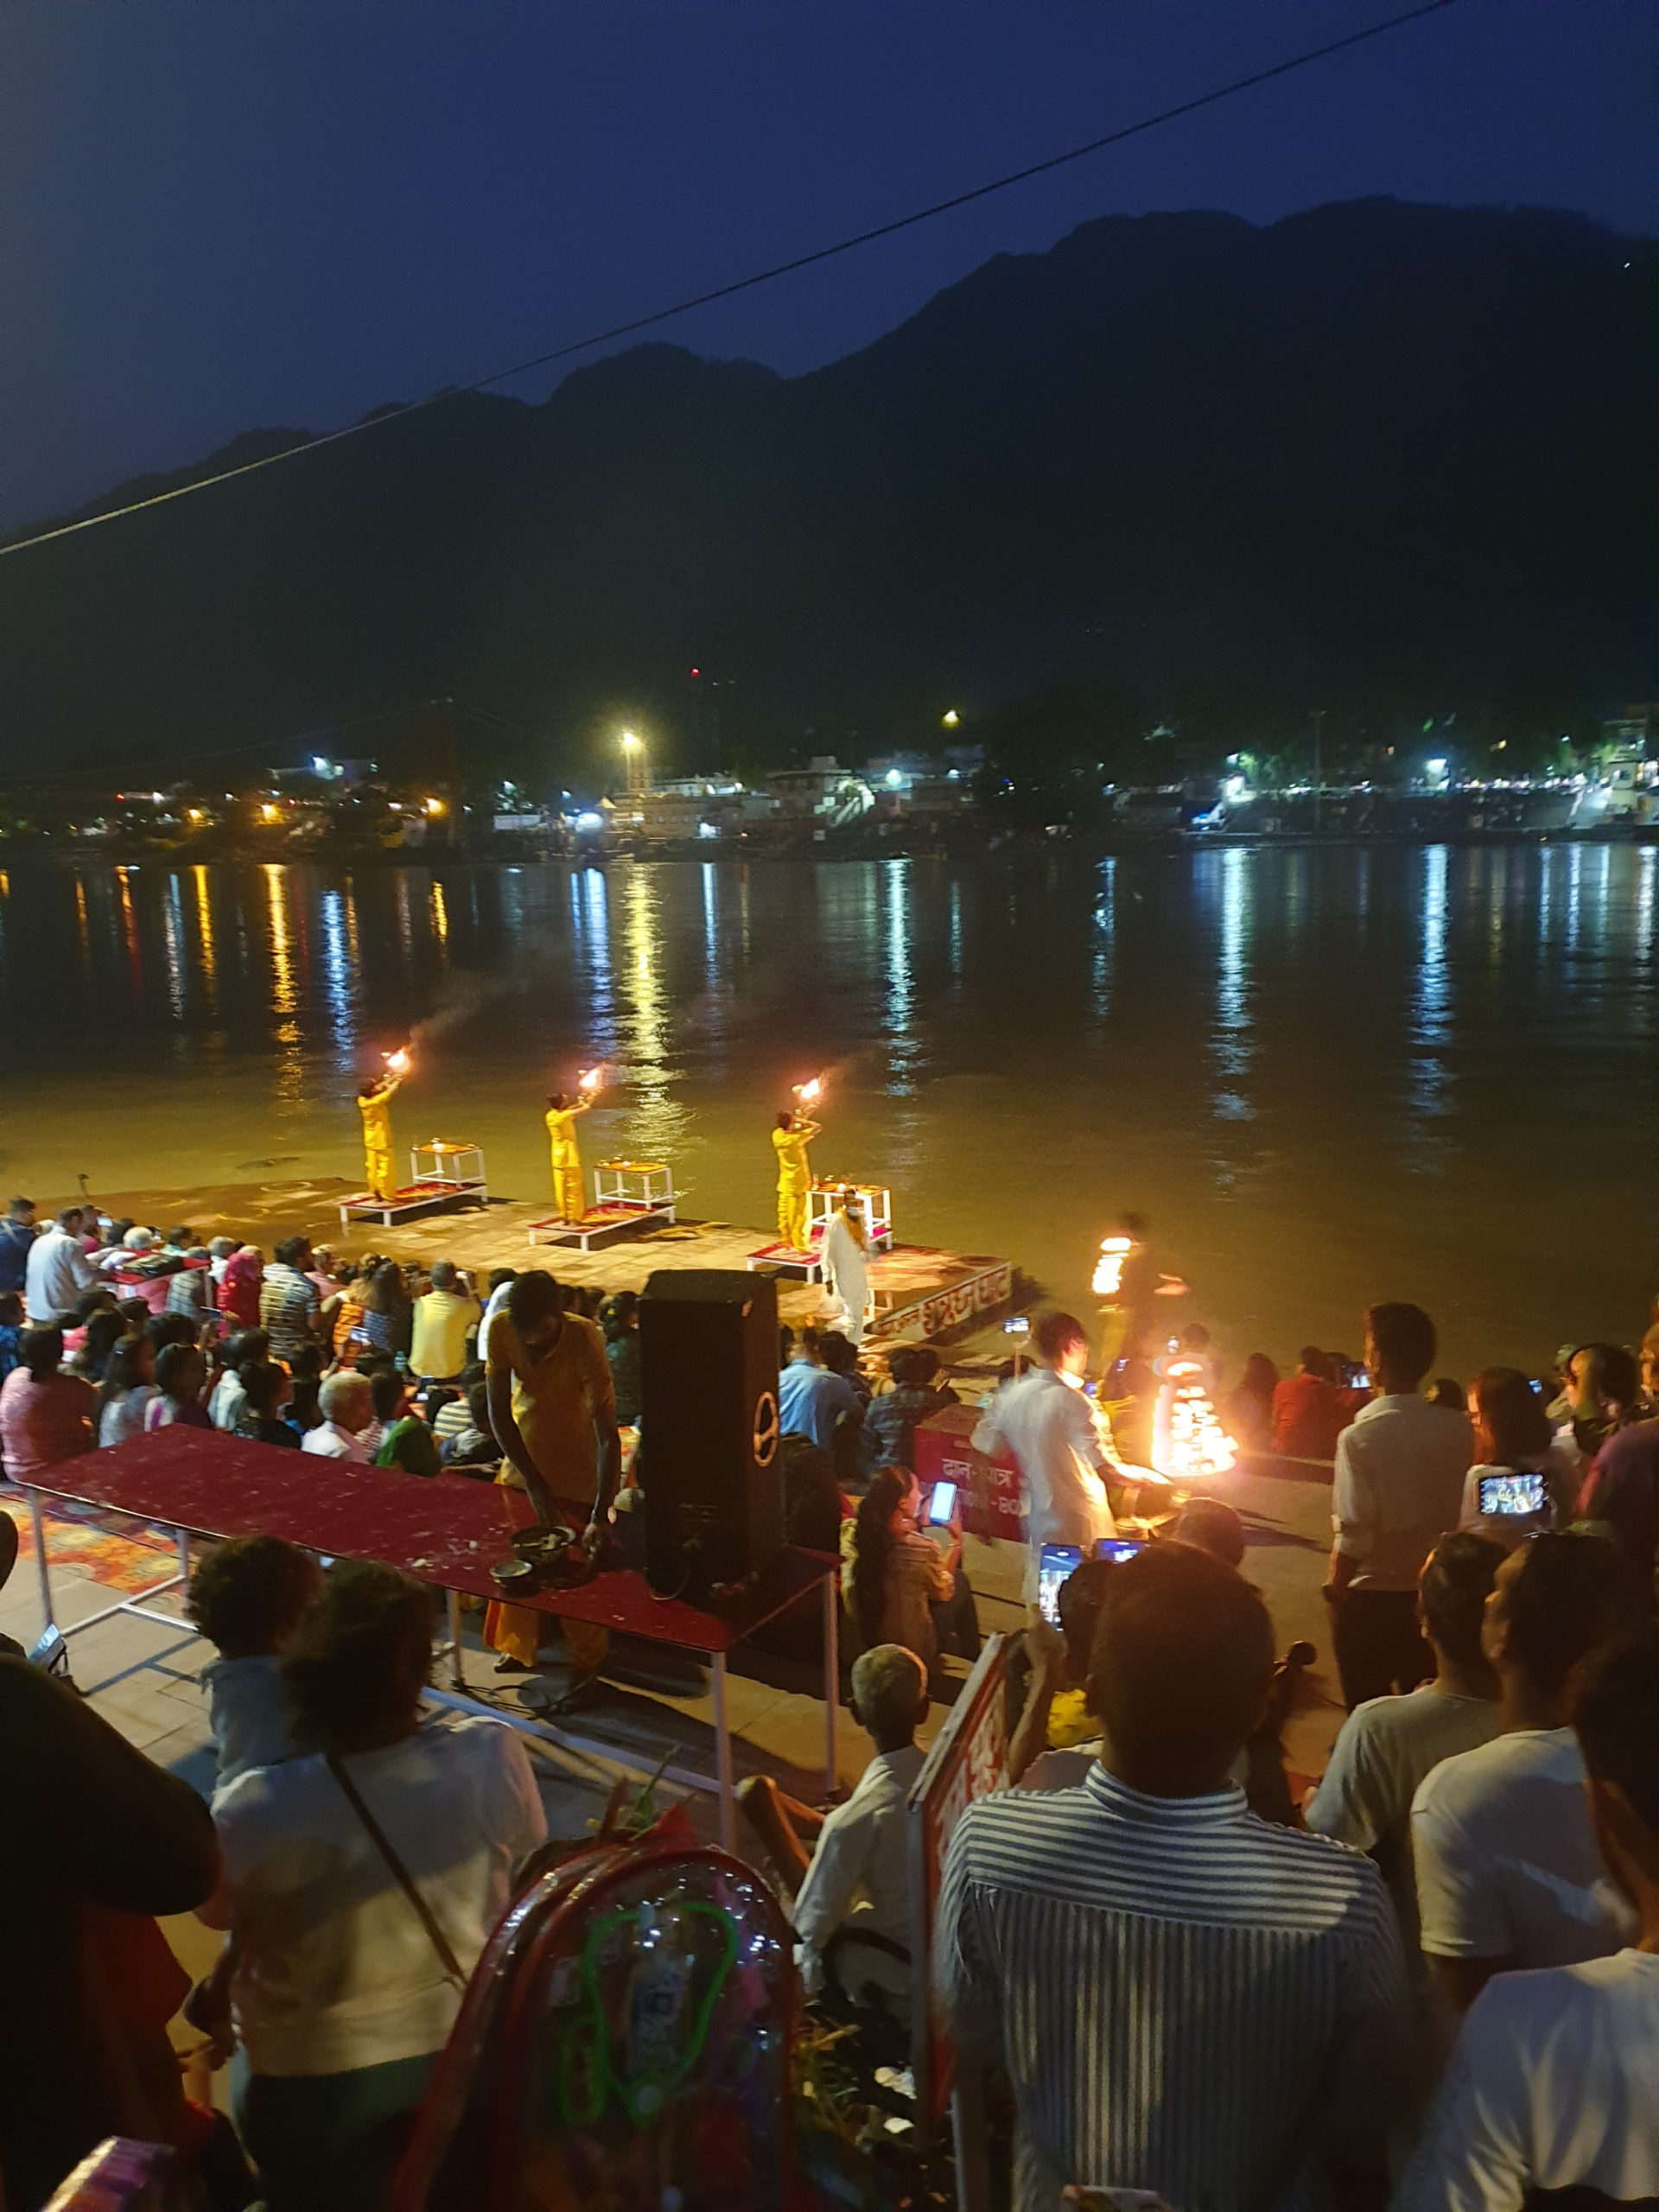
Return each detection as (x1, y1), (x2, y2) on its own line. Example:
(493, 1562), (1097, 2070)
(0, 198), (1648, 781)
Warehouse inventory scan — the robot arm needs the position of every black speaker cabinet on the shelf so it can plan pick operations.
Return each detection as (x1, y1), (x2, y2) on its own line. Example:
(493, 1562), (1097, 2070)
(639, 1268), (783, 1598)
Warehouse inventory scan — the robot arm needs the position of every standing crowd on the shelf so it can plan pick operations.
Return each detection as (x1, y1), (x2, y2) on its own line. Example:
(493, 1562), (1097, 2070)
(1, 1190), (1656, 2212)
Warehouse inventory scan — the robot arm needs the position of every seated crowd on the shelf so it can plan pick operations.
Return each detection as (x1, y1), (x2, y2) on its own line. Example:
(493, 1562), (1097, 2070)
(1, 1197), (1656, 2212)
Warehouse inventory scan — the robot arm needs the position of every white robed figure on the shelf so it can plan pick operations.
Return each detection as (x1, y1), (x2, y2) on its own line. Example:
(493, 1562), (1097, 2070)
(821, 1198), (873, 1344)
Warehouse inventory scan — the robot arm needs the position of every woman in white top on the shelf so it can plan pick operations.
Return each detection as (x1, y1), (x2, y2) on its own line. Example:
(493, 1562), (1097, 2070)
(202, 1560), (545, 2212)
(95, 1332), (160, 1447)
(821, 1198), (873, 1345)
(1459, 1365), (1583, 1551)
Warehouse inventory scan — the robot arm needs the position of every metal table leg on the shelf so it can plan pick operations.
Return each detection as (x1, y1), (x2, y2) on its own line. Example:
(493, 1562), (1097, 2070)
(29, 1490), (54, 1630)
(711, 1649), (735, 1853)
(822, 1567), (840, 1796)
(448, 1589), (465, 1690)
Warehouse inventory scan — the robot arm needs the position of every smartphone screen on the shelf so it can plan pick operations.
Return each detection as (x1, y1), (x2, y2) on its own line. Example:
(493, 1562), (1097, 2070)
(927, 1479), (957, 1527)
(1037, 1542), (1084, 1624)
(1478, 1471), (1546, 1516)
(1096, 1537), (1146, 1565)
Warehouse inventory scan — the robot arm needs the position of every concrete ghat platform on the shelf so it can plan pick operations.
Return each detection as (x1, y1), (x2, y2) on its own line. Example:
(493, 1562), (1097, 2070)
(86, 1176), (1014, 1342)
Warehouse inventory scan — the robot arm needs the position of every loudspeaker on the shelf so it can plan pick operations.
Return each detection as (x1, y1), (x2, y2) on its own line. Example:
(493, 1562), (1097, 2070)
(639, 1269), (783, 1599)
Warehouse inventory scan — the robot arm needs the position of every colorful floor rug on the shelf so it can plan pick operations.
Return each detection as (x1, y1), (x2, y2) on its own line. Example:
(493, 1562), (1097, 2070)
(1, 1486), (181, 1594)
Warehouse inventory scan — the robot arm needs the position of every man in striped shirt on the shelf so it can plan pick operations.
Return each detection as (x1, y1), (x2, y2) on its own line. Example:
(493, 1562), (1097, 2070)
(938, 1542), (1409, 2211)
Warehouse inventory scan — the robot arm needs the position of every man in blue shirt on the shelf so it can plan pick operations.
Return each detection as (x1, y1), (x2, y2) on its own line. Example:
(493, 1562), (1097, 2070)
(0, 1198), (36, 1298)
(779, 1326), (863, 1454)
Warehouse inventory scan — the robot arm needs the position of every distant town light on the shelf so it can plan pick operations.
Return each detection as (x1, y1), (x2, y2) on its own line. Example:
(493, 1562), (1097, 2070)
(1426, 758), (1448, 779)
(697, 821), (719, 839)
(947, 768), (960, 781)
(1224, 775), (1248, 804)
(575, 810), (604, 830)
(424, 796), (445, 816)
(188, 808), (203, 822)
(886, 769), (903, 788)
(313, 756), (329, 774)
(620, 730), (639, 751)
(942, 709), (961, 728)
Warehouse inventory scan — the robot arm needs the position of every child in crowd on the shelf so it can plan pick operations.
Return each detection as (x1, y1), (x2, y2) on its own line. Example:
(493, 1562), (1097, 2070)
(144, 1341), (216, 1431)
(432, 1364), (484, 1452)
(233, 1362), (301, 1449)
(441, 1380), (500, 1473)
(96, 1332), (160, 1446)
(739, 1644), (929, 2012)
(208, 1327), (270, 1430)
(188, 1535), (322, 1793)
(285, 1342), (325, 1431)
(371, 1370), (442, 1476)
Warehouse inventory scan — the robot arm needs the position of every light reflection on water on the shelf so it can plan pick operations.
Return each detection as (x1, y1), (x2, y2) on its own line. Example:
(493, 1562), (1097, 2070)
(1211, 843), (1252, 1127)
(0, 849), (1653, 1369)
(1410, 844), (1452, 1147)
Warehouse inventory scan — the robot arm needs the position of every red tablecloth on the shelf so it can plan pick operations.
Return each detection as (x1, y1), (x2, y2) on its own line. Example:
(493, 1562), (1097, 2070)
(29, 1429), (833, 1656)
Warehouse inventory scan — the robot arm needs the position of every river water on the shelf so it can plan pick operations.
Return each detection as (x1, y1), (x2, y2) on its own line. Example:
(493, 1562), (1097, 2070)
(1, 846), (1653, 1377)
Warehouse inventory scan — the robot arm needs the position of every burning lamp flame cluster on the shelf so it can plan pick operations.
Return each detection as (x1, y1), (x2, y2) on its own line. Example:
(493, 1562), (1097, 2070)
(1092, 1235), (1132, 1300)
(1154, 1357), (1237, 1482)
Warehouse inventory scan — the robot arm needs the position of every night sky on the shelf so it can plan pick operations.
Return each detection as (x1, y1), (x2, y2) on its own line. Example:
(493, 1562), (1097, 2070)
(1, 0), (1647, 532)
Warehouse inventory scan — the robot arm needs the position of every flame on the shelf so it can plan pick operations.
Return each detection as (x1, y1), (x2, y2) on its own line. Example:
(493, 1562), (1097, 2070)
(1092, 1234), (1132, 1298)
(384, 1046), (411, 1077)
(794, 1076), (824, 1107)
(1152, 1358), (1237, 1480)
(578, 1065), (603, 1093)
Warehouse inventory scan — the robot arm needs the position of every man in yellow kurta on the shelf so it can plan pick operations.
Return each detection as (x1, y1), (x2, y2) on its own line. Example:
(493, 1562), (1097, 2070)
(485, 1268), (620, 1673)
(356, 1071), (401, 1201)
(544, 1091), (594, 1223)
(772, 1109), (819, 1251)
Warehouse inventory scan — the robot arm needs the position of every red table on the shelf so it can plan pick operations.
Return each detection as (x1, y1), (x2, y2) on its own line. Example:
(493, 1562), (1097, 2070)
(24, 1431), (840, 1848)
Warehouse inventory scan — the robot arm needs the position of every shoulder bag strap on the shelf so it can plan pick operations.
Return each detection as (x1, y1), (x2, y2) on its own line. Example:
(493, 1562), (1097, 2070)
(326, 1751), (467, 1987)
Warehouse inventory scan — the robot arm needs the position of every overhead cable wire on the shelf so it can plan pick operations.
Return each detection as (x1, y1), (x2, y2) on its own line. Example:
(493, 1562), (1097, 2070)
(0, 0), (1464, 563)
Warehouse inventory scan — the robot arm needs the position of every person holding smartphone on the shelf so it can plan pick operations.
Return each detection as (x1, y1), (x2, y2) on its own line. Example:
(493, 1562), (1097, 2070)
(1458, 1367), (1582, 1551)
(843, 1466), (978, 1694)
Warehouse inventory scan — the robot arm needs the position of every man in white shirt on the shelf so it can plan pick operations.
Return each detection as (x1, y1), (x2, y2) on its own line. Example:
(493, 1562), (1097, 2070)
(301, 1372), (375, 1463)
(1324, 1301), (1471, 1707)
(1411, 1530), (1640, 2020)
(790, 1644), (928, 2008)
(1397, 1634), (1659, 2209)
(973, 1310), (1115, 1599)
(1306, 1531), (1503, 1972)
(23, 1207), (99, 1323)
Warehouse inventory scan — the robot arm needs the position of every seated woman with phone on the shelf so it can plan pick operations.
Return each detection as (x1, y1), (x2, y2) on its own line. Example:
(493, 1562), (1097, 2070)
(842, 1466), (980, 1694)
(1458, 1367), (1583, 1551)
